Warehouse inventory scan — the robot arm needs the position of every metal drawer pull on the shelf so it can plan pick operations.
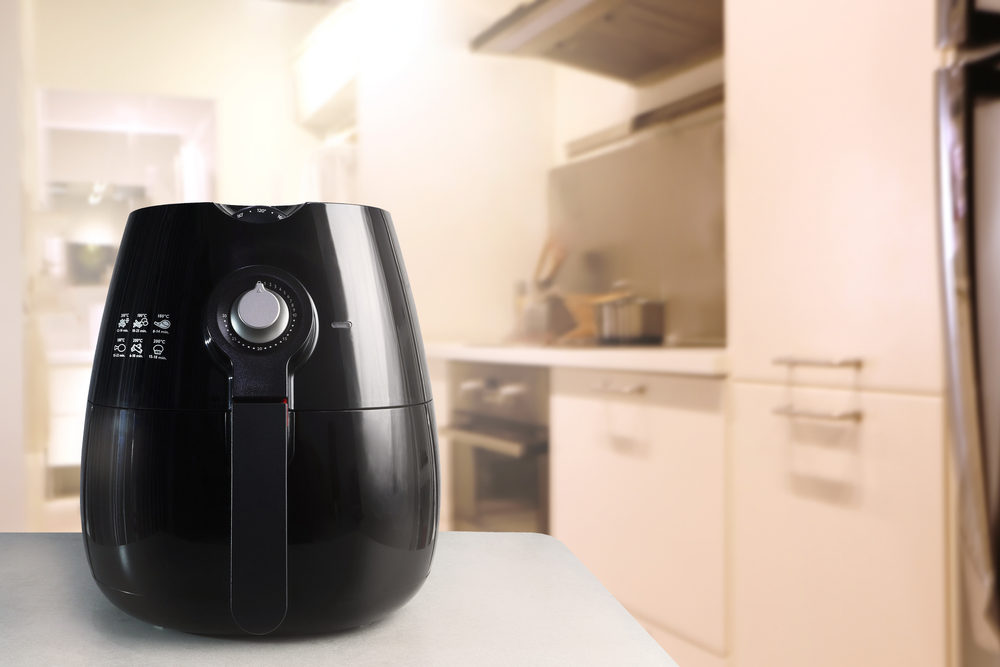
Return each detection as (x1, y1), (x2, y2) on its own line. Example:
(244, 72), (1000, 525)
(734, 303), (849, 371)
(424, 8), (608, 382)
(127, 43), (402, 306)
(773, 405), (863, 422)
(458, 379), (485, 395)
(772, 356), (863, 369)
(591, 383), (647, 396)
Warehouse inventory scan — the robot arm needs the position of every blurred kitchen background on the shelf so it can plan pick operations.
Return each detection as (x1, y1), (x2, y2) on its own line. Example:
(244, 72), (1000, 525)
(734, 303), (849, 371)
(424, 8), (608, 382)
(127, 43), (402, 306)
(0, 0), (997, 665)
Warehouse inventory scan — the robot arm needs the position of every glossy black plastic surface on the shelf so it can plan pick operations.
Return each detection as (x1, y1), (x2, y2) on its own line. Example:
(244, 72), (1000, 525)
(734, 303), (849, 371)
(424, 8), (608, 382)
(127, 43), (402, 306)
(88, 202), (431, 412)
(230, 401), (289, 634)
(81, 402), (438, 635)
(81, 202), (439, 635)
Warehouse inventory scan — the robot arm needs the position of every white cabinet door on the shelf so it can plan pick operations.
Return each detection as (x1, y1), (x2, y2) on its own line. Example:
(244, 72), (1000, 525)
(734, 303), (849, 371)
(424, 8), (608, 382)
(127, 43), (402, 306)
(550, 368), (727, 653)
(47, 365), (91, 466)
(726, 0), (942, 393)
(427, 357), (452, 530)
(730, 382), (946, 667)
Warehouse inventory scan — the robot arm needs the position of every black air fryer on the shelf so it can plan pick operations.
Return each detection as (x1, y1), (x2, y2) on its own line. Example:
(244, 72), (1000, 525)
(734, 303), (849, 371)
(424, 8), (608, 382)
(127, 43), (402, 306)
(80, 202), (439, 635)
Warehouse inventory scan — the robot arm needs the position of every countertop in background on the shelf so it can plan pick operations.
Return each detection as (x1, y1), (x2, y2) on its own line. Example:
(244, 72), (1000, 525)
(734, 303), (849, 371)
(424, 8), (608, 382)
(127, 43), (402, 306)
(425, 341), (727, 377)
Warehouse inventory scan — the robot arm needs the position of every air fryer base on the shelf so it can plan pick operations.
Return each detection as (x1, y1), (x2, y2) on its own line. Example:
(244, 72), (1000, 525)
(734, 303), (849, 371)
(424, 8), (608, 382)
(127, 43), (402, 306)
(81, 403), (439, 635)
(91, 544), (429, 636)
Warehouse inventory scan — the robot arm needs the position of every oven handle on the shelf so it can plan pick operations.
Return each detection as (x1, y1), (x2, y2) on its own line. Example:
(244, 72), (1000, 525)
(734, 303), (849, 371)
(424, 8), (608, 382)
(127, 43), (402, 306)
(938, 62), (1000, 643)
(440, 426), (535, 458)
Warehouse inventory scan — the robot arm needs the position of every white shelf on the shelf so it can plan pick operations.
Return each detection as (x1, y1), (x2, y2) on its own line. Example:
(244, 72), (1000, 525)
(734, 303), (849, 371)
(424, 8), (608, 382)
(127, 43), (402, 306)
(425, 342), (727, 378)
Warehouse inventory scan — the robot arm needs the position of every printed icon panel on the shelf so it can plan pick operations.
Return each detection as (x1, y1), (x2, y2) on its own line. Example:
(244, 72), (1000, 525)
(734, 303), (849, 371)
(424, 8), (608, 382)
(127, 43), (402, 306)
(111, 310), (172, 360)
(149, 338), (167, 360)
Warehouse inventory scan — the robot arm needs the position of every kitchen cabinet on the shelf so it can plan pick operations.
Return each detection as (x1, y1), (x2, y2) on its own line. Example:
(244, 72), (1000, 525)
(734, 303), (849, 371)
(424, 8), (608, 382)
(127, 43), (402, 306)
(727, 0), (954, 658)
(47, 363), (90, 467)
(427, 357), (452, 531)
(726, 0), (942, 393)
(645, 623), (728, 667)
(730, 382), (947, 667)
(550, 367), (727, 658)
(472, 0), (723, 83)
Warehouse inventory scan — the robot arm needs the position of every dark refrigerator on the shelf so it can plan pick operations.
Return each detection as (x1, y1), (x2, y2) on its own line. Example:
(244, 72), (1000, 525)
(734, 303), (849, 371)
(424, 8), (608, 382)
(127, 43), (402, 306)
(938, 0), (1000, 654)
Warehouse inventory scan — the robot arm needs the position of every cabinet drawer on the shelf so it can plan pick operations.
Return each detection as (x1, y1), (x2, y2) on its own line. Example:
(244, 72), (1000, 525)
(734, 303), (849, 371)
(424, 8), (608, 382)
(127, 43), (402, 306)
(550, 368), (726, 653)
(731, 382), (946, 667)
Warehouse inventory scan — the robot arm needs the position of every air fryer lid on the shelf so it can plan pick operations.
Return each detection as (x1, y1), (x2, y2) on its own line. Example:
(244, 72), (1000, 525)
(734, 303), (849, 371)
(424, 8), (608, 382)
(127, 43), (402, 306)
(87, 202), (431, 413)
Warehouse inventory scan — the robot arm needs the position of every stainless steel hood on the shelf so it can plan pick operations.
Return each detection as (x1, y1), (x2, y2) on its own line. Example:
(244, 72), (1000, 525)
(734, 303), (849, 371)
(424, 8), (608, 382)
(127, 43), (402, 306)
(471, 0), (722, 82)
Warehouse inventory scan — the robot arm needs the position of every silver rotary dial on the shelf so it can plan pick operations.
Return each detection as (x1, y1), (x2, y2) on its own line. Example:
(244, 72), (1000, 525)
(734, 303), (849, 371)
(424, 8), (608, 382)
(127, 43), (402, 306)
(230, 281), (289, 344)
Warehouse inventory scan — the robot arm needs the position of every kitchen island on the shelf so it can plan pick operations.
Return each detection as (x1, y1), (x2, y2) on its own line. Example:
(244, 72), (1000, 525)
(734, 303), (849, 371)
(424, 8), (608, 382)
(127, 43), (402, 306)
(0, 532), (671, 666)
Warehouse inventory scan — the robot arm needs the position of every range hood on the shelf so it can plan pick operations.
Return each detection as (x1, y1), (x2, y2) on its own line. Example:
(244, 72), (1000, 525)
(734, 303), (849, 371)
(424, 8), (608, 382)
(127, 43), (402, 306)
(471, 0), (723, 82)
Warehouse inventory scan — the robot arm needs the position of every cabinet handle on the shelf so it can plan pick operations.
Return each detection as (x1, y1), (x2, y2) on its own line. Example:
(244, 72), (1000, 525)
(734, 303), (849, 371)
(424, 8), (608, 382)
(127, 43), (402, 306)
(439, 426), (532, 458)
(773, 405), (863, 422)
(772, 356), (863, 369)
(591, 383), (647, 396)
(458, 379), (485, 394)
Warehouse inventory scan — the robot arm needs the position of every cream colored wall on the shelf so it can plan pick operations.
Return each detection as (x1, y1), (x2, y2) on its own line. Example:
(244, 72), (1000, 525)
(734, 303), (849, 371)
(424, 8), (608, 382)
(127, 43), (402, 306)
(355, 0), (555, 343)
(47, 130), (182, 195)
(0, 0), (26, 531)
(27, 0), (330, 204)
(17, 0), (332, 530)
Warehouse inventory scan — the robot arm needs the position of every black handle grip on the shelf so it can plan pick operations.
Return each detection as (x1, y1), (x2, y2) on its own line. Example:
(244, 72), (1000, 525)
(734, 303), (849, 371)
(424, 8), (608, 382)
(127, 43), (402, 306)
(230, 400), (289, 634)
(205, 267), (317, 634)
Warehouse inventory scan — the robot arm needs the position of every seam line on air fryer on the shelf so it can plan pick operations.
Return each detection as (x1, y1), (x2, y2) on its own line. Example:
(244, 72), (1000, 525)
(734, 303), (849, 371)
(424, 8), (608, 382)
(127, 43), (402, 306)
(86, 399), (434, 413)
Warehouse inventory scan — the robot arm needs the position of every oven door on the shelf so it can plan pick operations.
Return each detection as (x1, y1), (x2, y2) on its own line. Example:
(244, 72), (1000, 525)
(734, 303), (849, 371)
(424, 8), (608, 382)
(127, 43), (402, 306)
(443, 423), (548, 533)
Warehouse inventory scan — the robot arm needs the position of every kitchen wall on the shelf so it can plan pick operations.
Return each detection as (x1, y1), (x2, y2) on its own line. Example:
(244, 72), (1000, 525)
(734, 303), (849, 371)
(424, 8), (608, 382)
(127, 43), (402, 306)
(8, 0), (569, 529)
(546, 57), (726, 339)
(12, 0), (334, 531)
(25, 0), (328, 204)
(353, 0), (724, 343)
(354, 0), (555, 343)
(46, 130), (182, 198)
(23, 0), (721, 349)
(1, 0), (26, 531)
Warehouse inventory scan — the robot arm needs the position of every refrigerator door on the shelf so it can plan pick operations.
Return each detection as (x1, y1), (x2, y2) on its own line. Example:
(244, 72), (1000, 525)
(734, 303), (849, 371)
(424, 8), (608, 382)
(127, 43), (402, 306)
(939, 55), (1000, 647)
(940, 0), (1000, 46)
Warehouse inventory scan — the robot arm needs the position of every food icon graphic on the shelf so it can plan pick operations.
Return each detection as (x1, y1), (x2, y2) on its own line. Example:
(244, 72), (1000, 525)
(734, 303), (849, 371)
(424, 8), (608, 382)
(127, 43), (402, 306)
(153, 319), (171, 330)
(133, 316), (148, 328)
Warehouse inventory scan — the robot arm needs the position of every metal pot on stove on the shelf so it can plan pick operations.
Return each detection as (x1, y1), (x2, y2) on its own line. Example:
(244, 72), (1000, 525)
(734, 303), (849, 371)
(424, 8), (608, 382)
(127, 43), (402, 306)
(594, 294), (666, 346)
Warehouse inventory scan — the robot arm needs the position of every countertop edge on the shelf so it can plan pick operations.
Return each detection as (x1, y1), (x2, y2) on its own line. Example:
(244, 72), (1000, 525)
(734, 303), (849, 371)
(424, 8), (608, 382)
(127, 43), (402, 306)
(424, 342), (728, 377)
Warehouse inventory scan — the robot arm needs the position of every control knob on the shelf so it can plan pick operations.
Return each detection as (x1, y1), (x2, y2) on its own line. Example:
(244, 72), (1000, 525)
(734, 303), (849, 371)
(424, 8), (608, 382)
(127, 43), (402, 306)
(230, 281), (289, 344)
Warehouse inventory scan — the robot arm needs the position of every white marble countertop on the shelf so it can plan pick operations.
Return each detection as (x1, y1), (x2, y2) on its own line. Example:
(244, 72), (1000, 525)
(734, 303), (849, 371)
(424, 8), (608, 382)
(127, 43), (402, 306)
(425, 341), (727, 377)
(0, 532), (672, 666)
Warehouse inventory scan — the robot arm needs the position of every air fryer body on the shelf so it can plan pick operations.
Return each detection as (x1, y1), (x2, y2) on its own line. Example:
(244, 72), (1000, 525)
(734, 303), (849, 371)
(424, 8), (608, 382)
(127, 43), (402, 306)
(81, 203), (439, 635)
